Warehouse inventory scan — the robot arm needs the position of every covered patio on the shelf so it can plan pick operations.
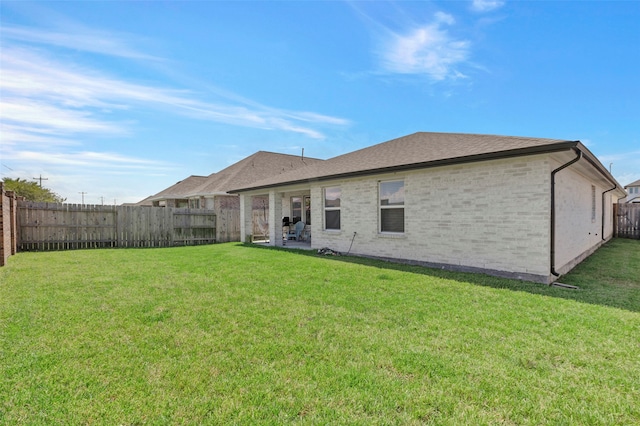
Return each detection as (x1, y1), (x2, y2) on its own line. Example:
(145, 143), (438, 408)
(242, 188), (313, 249)
(252, 239), (313, 250)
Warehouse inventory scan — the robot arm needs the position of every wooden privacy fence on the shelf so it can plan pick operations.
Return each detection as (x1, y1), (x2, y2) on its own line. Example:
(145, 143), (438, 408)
(18, 202), (217, 251)
(252, 210), (270, 241)
(614, 203), (640, 239)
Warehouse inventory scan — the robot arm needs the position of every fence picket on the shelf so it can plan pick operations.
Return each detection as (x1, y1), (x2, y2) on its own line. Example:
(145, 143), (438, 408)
(614, 203), (640, 239)
(16, 202), (216, 251)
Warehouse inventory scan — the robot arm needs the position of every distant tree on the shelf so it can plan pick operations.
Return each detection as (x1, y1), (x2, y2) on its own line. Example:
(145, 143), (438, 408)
(2, 178), (67, 203)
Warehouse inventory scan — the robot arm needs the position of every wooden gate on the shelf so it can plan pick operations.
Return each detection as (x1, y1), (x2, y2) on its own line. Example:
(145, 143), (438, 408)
(17, 202), (217, 251)
(614, 203), (640, 239)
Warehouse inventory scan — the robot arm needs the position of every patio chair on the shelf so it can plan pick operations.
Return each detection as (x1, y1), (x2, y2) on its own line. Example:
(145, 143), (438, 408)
(294, 220), (306, 240)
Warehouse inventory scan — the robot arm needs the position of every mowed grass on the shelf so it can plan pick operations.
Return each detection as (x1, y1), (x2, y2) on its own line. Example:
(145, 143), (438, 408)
(0, 240), (638, 424)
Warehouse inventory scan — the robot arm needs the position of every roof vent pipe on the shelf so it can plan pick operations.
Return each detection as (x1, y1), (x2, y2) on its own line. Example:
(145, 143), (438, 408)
(550, 147), (582, 278)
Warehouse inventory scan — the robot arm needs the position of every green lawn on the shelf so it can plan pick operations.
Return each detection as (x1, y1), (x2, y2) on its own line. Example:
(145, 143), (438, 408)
(1, 239), (638, 424)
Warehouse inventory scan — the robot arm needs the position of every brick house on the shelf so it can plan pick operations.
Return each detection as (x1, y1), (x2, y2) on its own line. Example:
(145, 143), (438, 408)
(144, 175), (209, 208)
(141, 151), (323, 242)
(230, 132), (625, 283)
(623, 179), (640, 203)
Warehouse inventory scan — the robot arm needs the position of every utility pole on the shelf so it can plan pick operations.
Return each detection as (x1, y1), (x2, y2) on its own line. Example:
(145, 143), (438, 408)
(33, 174), (48, 187)
(78, 192), (87, 205)
(99, 196), (105, 205)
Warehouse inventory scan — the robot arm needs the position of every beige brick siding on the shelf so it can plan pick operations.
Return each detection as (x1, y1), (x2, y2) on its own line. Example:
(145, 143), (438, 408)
(241, 152), (616, 283)
(553, 159), (615, 274)
(310, 155), (552, 278)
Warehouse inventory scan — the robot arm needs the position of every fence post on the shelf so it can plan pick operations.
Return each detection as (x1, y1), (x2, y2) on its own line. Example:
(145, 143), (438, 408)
(116, 206), (124, 248)
(0, 183), (7, 266)
(169, 207), (175, 246)
(0, 184), (20, 266)
(9, 191), (17, 256)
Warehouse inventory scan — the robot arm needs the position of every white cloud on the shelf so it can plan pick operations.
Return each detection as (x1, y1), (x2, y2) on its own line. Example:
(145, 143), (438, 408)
(1, 99), (126, 135)
(595, 150), (640, 186)
(471, 0), (506, 13)
(377, 13), (471, 80)
(618, 172), (640, 187)
(0, 44), (348, 142)
(2, 24), (161, 61)
(0, 124), (81, 147)
(434, 11), (456, 26)
(0, 16), (351, 202)
(6, 150), (169, 169)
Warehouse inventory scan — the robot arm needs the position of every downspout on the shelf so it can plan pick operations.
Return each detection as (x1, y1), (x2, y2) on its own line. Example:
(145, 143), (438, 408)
(601, 184), (617, 241)
(550, 148), (582, 278)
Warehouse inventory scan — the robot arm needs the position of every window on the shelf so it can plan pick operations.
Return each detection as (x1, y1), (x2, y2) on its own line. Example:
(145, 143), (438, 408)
(379, 180), (404, 233)
(291, 196), (311, 224)
(291, 197), (302, 223)
(304, 196), (311, 225)
(324, 187), (341, 230)
(591, 185), (596, 222)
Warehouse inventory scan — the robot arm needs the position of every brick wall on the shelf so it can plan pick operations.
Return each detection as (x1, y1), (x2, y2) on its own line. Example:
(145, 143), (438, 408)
(310, 155), (552, 281)
(553, 159), (615, 274)
(241, 152), (616, 283)
(0, 183), (19, 266)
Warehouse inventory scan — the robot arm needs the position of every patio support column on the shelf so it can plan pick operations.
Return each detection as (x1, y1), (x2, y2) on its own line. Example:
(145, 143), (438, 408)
(268, 190), (284, 247)
(239, 193), (252, 243)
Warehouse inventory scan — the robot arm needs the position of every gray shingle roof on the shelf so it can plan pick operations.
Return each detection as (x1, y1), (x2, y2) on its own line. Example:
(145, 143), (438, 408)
(624, 179), (640, 188)
(143, 151), (323, 203)
(148, 175), (209, 201)
(134, 194), (155, 206)
(186, 151), (324, 197)
(229, 132), (578, 192)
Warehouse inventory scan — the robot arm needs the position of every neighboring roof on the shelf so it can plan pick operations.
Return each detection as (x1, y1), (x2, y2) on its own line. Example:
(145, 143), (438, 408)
(186, 151), (324, 197)
(147, 175), (209, 202)
(229, 132), (591, 192)
(134, 195), (155, 206)
(624, 179), (640, 188)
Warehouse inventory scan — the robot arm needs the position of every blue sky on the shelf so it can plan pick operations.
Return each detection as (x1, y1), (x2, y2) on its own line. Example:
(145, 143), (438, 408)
(1, 1), (639, 204)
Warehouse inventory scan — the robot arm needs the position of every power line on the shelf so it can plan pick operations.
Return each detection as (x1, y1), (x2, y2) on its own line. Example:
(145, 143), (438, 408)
(33, 174), (49, 187)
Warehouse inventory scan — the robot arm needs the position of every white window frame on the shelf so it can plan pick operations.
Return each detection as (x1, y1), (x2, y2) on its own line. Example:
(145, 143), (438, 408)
(323, 187), (341, 231)
(379, 180), (405, 234)
(291, 196), (303, 224)
(290, 195), (311, 225)
(304, 195), (311, 225)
